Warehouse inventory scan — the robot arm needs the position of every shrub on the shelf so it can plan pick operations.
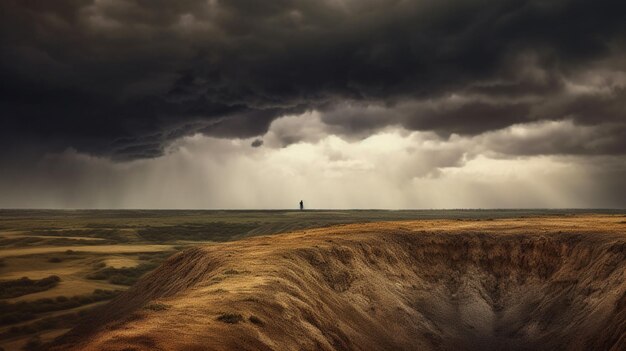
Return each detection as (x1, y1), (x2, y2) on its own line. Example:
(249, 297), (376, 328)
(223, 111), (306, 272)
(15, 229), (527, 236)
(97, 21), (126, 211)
(108, 275), (135, 286)
(217, 313), (243, 324)
(86, 263), (157, 286)
(85, 272), (106, 280)
(0, 289), (120, 326)
(0, 275), (61, 299)
(249, 315), (263, 326)
(0, 308), (99, 340)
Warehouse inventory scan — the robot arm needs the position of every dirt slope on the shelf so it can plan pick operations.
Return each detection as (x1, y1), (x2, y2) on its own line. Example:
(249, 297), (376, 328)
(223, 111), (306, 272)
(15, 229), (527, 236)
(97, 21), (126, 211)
(51, 216), (626, 351)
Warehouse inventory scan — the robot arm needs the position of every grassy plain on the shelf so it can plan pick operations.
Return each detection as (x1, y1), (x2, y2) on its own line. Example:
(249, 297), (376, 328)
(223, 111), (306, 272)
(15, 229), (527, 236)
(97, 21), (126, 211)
(0, 209), (624, 350)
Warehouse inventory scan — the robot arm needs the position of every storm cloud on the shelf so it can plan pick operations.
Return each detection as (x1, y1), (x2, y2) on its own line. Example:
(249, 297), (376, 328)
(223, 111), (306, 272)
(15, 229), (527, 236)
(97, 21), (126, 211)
(2, 0), (626, 159)
(1, 0), (626, 208)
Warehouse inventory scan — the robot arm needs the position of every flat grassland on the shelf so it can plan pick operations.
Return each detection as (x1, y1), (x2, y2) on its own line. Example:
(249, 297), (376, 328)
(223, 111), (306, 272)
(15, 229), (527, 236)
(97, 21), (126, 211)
(0, 209), (624, 350)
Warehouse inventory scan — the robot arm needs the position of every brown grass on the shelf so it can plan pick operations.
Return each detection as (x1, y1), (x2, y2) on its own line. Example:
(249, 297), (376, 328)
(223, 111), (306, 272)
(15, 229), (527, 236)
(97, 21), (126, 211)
(0, 244), (174, 259)
(51, 215), (626, 351)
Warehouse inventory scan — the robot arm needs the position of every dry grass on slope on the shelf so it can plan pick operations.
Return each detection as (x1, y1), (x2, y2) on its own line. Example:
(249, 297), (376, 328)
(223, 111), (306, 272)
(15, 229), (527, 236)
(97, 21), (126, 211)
(51, 216), (626, 351)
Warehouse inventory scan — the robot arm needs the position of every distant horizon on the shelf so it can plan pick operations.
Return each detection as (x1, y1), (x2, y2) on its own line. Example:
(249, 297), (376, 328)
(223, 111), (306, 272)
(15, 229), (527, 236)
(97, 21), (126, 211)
(2, 208), (625, 211)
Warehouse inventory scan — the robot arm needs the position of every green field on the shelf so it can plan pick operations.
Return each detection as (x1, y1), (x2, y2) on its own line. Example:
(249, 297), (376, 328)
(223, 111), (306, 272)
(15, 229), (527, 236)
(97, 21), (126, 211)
(0, 209), (624, 350)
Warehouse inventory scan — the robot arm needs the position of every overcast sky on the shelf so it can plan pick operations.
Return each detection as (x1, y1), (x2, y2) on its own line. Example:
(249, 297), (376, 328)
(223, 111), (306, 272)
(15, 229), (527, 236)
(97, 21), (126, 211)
(1, 0), (625, 209)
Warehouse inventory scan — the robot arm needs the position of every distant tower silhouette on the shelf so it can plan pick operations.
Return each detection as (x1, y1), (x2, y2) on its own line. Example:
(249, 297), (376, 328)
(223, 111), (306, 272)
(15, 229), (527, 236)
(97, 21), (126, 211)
(299, 200), (304, 211)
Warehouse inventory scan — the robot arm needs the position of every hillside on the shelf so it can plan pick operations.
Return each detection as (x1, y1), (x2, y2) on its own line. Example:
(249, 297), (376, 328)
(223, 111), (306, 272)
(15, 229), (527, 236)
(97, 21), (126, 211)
(50, 216), (626, 351)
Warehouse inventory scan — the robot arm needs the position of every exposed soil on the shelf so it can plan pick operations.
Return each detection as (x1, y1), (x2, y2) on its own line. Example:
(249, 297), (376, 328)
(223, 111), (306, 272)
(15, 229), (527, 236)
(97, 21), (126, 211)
(50, 216), (626, 351)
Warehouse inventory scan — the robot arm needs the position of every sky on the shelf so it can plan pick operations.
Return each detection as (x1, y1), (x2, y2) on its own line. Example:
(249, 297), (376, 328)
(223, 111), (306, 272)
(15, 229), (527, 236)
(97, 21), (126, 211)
(1, 0), (625, 209)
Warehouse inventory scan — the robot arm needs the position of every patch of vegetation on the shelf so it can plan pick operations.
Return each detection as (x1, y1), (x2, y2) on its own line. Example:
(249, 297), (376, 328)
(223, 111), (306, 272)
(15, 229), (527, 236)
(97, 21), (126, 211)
(0, 276), (60, 299)
(144, 303), (169, 312)
(31, 228), (128, 242)
(0, 236), (107, 248)
(249, 315), (263, 326)
(41, 253), (84, 264)
(0, 303), (104, 342)
(0, 237), (41, 247)
(0, 308), (91, 340)
(87, 263), (158, 285)
(217, 313), (243, 324)
(0, 289), (119, 326)
(85, 253), (173, 287)
(136, 222), (259, 242)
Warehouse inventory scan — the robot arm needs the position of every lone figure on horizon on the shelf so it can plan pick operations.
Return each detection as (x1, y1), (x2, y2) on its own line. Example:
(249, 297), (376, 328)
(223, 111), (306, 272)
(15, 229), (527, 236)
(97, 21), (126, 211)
(299, 200), (304, 211)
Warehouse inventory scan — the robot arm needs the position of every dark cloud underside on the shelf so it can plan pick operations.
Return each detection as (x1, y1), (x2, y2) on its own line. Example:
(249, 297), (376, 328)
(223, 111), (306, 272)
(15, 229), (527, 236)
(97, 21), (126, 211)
(1, 0), (626, 160)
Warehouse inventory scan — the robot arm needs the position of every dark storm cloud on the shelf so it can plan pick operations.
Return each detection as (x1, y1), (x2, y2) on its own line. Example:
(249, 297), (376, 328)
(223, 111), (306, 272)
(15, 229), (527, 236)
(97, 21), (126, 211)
(479, 120), (626, 156)
(319, 100), (533, 138)
(1, 0), (626, 159)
